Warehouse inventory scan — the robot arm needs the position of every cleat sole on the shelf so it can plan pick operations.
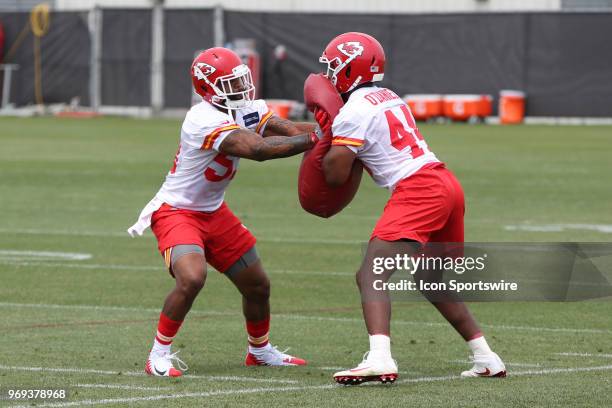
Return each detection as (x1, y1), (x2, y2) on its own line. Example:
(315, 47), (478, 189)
(334, 373), (398, 386)
(463, 370), (507, 378)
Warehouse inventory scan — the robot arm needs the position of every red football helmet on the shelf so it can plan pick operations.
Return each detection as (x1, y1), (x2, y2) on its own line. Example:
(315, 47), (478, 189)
(191, 47), (255, 110)
(319, 32), (386, 94)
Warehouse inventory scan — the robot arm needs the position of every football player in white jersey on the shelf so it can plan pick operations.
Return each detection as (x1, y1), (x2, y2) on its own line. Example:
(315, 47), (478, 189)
(128, 48), (316, 377)
(314, 33), (506, 385)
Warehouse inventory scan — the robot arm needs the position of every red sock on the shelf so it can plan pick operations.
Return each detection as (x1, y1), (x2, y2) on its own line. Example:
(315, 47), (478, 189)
(467, 331), (483, 341)
(246, 317), (270, 348)
(155, 312), (183, 346)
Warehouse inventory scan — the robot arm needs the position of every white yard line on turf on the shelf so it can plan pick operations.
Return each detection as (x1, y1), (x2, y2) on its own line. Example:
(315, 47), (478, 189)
(276, 314), (612, 335)
(8, 364), (612, 408)
(0, 365), (298, 384)
(0, 228), (127, 238)
(556, 352), (612, 358)
(0, 260), (354, 277)
(76, 384), (165, 391)
(0, 227), (363, 244)
(2, 301), (612, 336)
(315, 366), (413, 375)
(0, 301), (234, 316)
(0, 250), (92, 261)
(504, 223), (612, 233)
(477, 322), (612, 335)
(447, 360), (541, 368)
(395, 364), (612, 384)
(7, 384), (337, 408)
(0, 261), (159, 271)
(8, 260), (610, 288)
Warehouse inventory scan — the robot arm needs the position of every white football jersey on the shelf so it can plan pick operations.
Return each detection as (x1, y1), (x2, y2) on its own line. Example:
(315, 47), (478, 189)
(127, 99), (273, 237)
(331, 86), (440, 189)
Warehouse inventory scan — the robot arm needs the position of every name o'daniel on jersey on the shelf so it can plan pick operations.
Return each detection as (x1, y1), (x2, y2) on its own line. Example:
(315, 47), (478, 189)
(331, 86), (440, 190)
(363, 88), (402, 106)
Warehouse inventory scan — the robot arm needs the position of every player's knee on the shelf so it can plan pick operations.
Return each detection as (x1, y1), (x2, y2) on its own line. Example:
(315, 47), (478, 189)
(171, 246), (206, 296)
(175, 264), (207, 296)
(179, 273), (206, 297)
(184, 271), (206, 294)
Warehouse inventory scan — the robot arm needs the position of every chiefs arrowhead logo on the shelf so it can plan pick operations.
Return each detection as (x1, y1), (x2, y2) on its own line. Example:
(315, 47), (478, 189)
(193, 62), (216, 80)
(337, 41), (364, 57)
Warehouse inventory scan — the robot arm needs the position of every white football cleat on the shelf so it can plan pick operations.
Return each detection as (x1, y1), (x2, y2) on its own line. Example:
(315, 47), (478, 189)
(461, 352), (506, 378)
(333, 352), (398, 385)
(145, 350), (188, 377)
(245, 344), (307, 366)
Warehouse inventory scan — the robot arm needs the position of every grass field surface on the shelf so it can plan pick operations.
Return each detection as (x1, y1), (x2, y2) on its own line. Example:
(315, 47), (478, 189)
(0, 117), (611, 407)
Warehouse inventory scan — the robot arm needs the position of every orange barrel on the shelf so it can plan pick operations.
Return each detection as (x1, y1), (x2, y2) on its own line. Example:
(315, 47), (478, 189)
(403, 94), (443, 121)
(499, 90), (526, 124)
(265, 99), (294, 119)
(478, 94), (493, 118)
(443, 95), (483, 121)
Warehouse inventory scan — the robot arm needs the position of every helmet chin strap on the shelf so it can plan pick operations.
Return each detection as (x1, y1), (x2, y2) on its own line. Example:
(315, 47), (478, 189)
(226, 99), (249, 109)
(346, 75), (363, 93)
(212, 64), (254, 110)
(211, 95), (251, 111)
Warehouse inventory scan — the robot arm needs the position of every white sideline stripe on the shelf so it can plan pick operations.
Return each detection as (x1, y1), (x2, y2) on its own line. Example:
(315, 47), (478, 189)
(2, 301), (612, 336)
(0, 260), (353, 277)
(504, 223), (612, 233)
(0, 250), (91, 261)
(0, 365), (297, 384)
(477, 323), (612, 335)
(447, 360), (541, 368)
(8, 384), (336, 408)
(277, 314), (612, 335)
(0, 228), (127, 238)
(0, 261), (161, 271)
(0, 301), (235, 316)
(396, 364), (612, 384)
(76, 384), (165, 391)
(556, 352), (612, 358)
(315, 366), (412, 375)
(0, 227), (362, 244)
(2, 260), (610, 287)
(10, 365), (612, 408)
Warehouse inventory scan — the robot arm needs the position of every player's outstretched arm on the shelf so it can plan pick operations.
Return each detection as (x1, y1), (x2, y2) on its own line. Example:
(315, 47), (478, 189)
(263, 116), (316, 137)
(323, 145), (358, 187)
(219, 128), (316, 162)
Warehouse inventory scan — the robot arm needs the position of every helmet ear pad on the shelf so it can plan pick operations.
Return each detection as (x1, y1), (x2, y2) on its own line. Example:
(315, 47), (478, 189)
(345, 66), (351, 79)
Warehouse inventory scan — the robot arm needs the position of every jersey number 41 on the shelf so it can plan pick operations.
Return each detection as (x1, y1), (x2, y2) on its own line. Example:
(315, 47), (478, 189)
(384, 104), (426, 158)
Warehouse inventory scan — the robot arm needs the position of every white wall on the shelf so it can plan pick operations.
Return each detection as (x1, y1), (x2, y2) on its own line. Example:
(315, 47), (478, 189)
(54, 0), (563, 12)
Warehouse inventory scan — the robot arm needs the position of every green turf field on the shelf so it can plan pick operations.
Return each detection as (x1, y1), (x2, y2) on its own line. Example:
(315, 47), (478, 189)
(0, 117), (611, 407)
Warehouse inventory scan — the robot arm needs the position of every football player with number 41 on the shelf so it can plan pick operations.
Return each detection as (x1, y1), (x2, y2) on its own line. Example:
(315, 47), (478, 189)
(128, 47), (316, 377)
(315, 32), (506, 385)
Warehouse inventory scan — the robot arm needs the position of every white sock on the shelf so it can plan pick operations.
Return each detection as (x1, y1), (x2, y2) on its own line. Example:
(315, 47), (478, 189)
(467, 335), (492, 357)
(150, 338), (171, 356)
(249, 343), (272, 355)
(369, 334), (392, 359)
